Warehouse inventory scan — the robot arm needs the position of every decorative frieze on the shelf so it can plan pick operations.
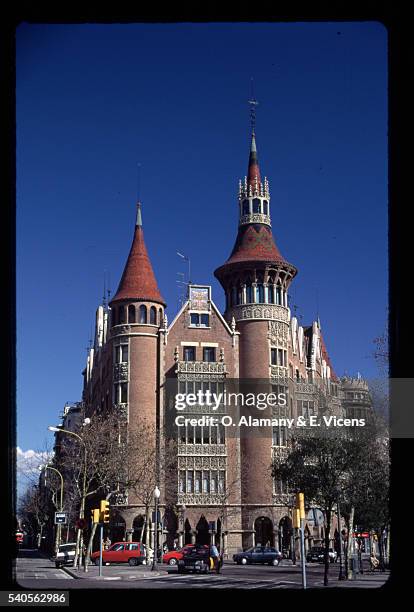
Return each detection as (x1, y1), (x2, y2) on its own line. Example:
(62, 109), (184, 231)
(229, 304), (288, 323)
(270, 366), (288, 379)
(239, 213), (271, 227)
(268, 320), (289, 347)
(178, 455), (227, 470)
(176, 361), (226, 375)
(178, 444), (227, 456)
(114, 363), (129, 381)
(272, 493), (291, 505)
(178, 493), (226, 505)
(295, 383), (316, 394)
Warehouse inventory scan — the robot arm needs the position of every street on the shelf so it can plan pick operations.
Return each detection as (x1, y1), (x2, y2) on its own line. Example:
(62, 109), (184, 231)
(15, 549), (389, 590)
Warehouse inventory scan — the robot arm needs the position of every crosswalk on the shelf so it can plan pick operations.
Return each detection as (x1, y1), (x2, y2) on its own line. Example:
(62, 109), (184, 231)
(148, 574), (298, 589)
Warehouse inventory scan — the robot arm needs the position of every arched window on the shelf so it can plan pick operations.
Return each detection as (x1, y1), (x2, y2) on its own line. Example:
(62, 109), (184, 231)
(150, 306), (156, 325)
(253, 198), (261, 213)
(139, 305), (147, 324)
(242, 199), (250, 215)
(128, 305), (136, 323)
(276, 287), (281, 305)
(263, 200), (269, 215)
(119, 305), (126, 324)
(158, 308), (163, 326)
(111, 307), (118, 327)
(268, 285), (275, 304)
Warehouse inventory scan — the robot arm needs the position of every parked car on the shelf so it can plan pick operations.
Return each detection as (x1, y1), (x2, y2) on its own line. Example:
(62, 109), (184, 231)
(177, 545), (211, 574)
(90, 542), (152, 566)
(233, 546), (283, 566)
(306, 546), (337, 563)
(163, 545), (197, 566)
(55, 543), (77, 568)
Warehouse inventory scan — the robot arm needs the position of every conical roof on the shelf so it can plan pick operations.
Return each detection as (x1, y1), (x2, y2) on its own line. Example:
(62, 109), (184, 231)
(110, 203), (165, 305)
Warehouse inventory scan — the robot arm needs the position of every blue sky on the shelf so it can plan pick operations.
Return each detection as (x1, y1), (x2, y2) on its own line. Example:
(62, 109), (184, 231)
(16, 22), (387, 455)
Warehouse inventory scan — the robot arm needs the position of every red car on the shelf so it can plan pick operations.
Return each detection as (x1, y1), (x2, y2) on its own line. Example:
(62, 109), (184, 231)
(163, 544), (209, 566)
(90, 542), (148, 566)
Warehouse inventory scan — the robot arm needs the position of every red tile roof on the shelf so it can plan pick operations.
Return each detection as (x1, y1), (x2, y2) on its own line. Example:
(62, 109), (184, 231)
(110, 224), (165, 305)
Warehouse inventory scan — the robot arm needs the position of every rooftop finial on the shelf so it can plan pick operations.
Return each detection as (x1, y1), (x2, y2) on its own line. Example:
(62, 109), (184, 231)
(248, 77), (259, 135)
(136, 201), (143, 227)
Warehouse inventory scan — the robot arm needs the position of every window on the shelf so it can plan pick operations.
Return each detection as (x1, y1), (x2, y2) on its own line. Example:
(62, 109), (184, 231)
(218, 471), (225, 493)
(253, 198), (261, 213)
(231, 287), (237, 306)
(119, 306), (126, 324)
(256, 284), (264, 303)
(183, 346), (196, 361)
(195, 426), (202, 444)
(195, 471), (201, 493)
(210, 471), (217, 493)
(203, 425), (209, 444)
(187, 472), (193, 493)
(276, 287), (281, 305)
(202, 471), (209, 493)
(150, 306), (156, 325)
(139, 305), (147, 324)
(190, 313), (209, 327)
(120, 383), (128, 403)
(128, 305), (136, 323)
(111, 307), (118, 327)
(273, 425), (287, 447)
(271, 348), (277, 365)
(116, 344), (129, 363)
(268, 285), (275, 304)
(159, 308), (163, 325)
(179, 471), (185, 493)
(203, 347), (216, 362)
(218, 423), (225, 444)
(242, 199), (250, 215)
(246, 285), (253, 303)
(263, 200), (268, 215)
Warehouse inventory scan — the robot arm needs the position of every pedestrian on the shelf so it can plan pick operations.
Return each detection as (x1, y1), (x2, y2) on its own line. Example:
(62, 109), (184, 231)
(209, 543), (220, 574)
(104, 536), (111, 551)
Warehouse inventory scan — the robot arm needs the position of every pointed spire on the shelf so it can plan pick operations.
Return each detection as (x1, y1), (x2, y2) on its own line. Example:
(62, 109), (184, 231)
(136, 201), (143, 227)
(110, 202), (165, 305)
(247, 131), (262, 190)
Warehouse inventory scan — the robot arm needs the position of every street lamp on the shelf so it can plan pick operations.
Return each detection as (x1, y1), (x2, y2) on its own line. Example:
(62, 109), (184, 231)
(151, 486), (161, 571)
(39, 464), (64, 555)
(47, 424), (89, 569)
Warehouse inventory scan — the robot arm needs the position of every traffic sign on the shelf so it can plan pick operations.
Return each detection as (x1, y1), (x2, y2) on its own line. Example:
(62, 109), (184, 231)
(55, 512), (67, 525)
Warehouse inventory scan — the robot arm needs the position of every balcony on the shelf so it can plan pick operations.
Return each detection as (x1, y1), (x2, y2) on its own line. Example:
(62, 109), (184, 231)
(176, 361), (226, 375)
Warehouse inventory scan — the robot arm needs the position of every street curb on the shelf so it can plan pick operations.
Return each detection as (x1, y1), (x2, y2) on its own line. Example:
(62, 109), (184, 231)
(61, 566), (168, 580)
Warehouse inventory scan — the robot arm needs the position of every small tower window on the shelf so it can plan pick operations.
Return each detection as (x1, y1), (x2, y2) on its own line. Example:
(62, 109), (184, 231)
(242, 199), (250, 215)
(263, 200), (268, 215)
(139, 305), (147, 324)
(119, 306), (126, 324)
(150, 306), (156, 325)
(112, 307), (118, 327)
(128, 305), (136, 323)
(257, 284), (264, 303)
(253, 198), (261, 213)
(276, 287), (281, 305)
(158, 308), (163, 326)
(268, 285), (275, 304)
(246, 285), (253, 303)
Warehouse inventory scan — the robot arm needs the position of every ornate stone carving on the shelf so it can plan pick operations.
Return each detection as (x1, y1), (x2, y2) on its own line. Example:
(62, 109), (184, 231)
(178, 444), (227, 456)
(295, 383), (316, 394)
(272, 493), (290, 505)
(113, 493), (128, 505)
(113, 363), (128, 381)
(270, 366), (288, 378)
(239, 213), (271, 227)
(178, 493), (225, 505)
(268, 320), (289, 346)
(178, 455), (227, 470)
(229, 304), (288, 323)
(176, 361), (226, 375)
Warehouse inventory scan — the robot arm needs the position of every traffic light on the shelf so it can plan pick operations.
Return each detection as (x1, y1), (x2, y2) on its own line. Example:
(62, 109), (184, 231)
(91, 509), (100, 524)
(296, 492), (305, 520)
(100, 500), (110, 523)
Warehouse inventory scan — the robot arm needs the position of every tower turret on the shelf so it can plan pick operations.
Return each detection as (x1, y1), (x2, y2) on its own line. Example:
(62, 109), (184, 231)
(214, 116), (297, 538)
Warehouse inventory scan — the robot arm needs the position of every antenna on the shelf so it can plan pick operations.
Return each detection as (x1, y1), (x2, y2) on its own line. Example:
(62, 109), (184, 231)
(248, 77), (259, 133)
(177, 251), (191, 285)
(107, 271), (111, 305)
(103, 270), (107, 309)
(137, 162), (141, 201)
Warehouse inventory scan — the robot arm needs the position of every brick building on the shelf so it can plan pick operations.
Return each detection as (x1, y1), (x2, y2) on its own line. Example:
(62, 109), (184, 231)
(79, 122), (372, 556)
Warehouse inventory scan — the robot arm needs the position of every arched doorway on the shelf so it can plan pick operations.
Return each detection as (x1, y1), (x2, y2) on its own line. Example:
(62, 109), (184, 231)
(254, 516), (274, 547)
(132, 515), (145, 543)
(278, 516), (292, 557)
(196, 516), (210, 545)
(109, 511), (126, 543)
(163, 508), (177, 550)
(184, 519), (192, 545)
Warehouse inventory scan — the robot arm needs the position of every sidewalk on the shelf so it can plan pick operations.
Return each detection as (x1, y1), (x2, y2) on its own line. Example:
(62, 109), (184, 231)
(326, 570), (390, 589)
(63, 563), (168, 581)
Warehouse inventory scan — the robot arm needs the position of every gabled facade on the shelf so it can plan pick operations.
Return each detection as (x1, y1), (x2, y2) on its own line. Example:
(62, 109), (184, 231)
(78, 121), (373, 556)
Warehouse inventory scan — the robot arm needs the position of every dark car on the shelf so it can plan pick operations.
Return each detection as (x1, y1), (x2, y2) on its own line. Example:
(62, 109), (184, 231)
(306, 546), (337, 563)
(177, 545), (211, 574)
(233, 546), (283, 566)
